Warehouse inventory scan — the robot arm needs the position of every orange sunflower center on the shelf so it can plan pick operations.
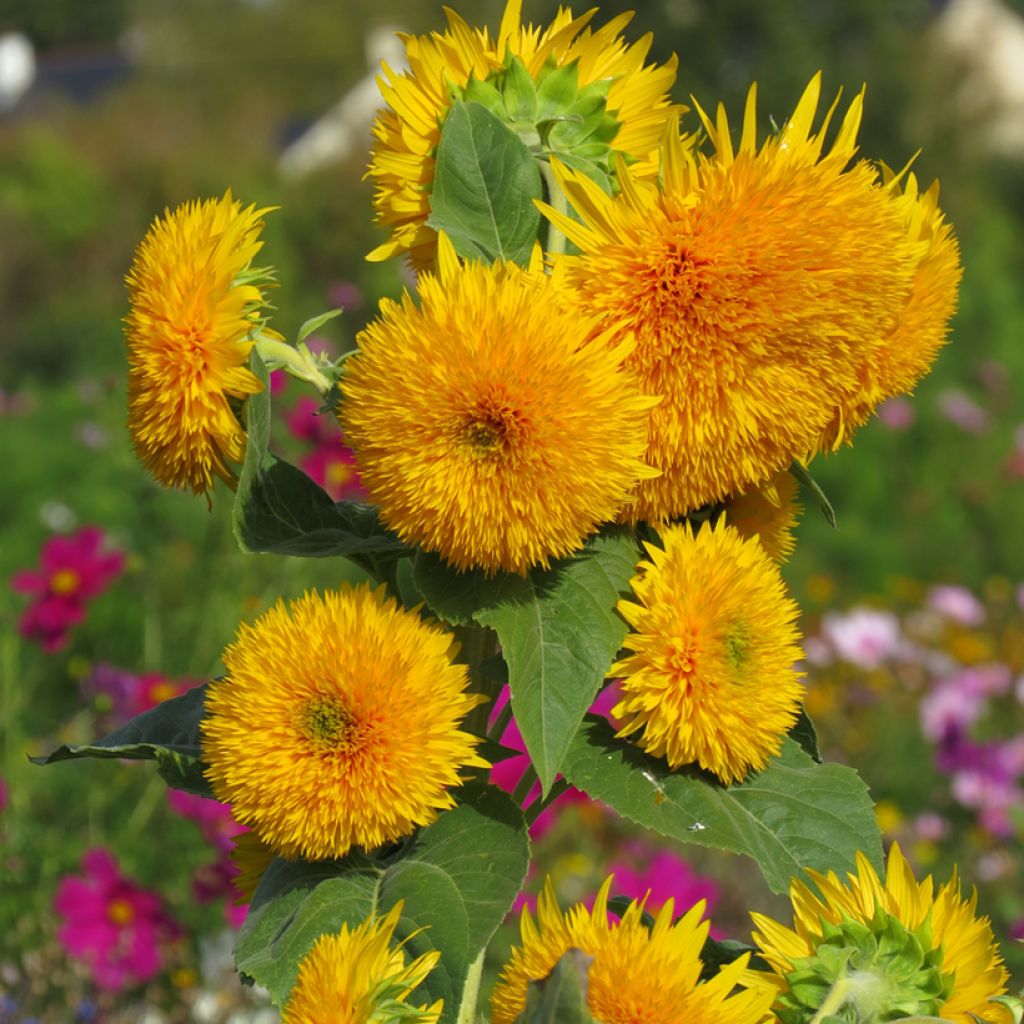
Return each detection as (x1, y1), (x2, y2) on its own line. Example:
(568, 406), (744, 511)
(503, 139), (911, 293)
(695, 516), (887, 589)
(458, 395), (528, 458)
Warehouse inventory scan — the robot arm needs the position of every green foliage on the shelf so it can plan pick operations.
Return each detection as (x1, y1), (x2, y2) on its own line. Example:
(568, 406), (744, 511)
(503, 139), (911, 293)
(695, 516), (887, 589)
(33, 684), (212, 796)
(428, 100), (543, 266)
(519, 950), (596, 1024)
(233, 353), (408, 565)
(415, 528), (639, 794)
(235, 785), (530, 1018)
(563, 718), (881, 894)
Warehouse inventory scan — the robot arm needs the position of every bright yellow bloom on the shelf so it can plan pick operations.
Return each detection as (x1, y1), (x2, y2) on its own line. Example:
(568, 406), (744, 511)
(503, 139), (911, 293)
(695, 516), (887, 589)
(611, 519), (804, 784)
(282, 904), (442, 1024)
(340, 235), (658, 575)
(725, 470), (802, 563)
(544, 75), (958, 520)
(746, 844), (1011, 1024)
(367, 0), (679, 268)
(491, 876), (775, 1024)
(124, 191), (276, 496)
(202, 584), (488, 860)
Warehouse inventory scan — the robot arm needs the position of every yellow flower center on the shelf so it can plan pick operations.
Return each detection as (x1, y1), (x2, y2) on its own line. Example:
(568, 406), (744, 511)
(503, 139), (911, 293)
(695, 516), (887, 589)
(724, 623), (751, 669)
(107, 898), (135, 925)
(326, 460), (355, 488)
(459, 399), (525, 459)
(50, 569), (80, 595)
(300, 697), (359, 750)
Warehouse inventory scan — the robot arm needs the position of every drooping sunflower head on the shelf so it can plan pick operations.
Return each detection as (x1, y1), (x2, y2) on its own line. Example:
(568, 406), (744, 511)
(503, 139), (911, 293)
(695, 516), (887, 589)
(282, 903), (442, 1024)
(611, 518), (804, 784)
(544, 74), (958, 520)
(491, 875), (775, 1024)
(340, 235), (658, 575)
(367, 0), (680, 268)
(202, 584), (488, 860)
(725, 470), (802, 563)
(745, 843), (1011, 1024)
(125, 191), (277, 496)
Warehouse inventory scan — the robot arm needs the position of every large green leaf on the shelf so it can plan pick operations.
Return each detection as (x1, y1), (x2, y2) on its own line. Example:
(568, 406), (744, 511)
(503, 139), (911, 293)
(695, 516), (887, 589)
(428, 99), (543, 266)
(235, 785), (529, 1019)
(232, 351), (408, 564)
(414, 529), (640, 795)
(562, 718), (882, 894)
(31, 684), (212, 796)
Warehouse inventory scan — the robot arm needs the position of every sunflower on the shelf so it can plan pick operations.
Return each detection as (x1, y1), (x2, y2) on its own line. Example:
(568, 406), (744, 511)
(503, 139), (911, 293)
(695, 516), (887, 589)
(725, 470), (802, 563)
(202, 584), (488, 860)
(124, 191), (278, 496)
(491, 876), (775, 1024)
(282, 904), (442, 1024)
(228, 830), (275, 904)
(367, 0), (679, 268)
(745, 844), (1011, 1024)
(339, 234), (658, 575)
(543, 75), (957, 520)
(611, 519), (804, 784)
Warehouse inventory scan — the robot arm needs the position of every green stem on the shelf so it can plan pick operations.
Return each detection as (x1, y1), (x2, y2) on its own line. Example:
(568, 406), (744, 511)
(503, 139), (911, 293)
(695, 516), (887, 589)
(511, 763), (539, 809)
(539, 159), (568, 258)
(456, 625), (501, 739)
(254, 336), (332, 396)
(456, 949), (485, 1024)
(488, 698), (515, 743)
(810, 972), (852, 1024)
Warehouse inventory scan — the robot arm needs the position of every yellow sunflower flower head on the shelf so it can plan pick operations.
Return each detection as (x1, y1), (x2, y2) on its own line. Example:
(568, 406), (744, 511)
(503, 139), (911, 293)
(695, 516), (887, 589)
(611, 518), (805, 784)
(491, 875), (775, 1024)
(745, 843), (1011, 1024)
(202, 584), (488, 860)
(725, 470), (802, 563)
(282, 903), (442, 1024)
(124, 191), (278, 497)
(228, 830), (275, 905)
(544, 74), (959, 520)
(339, 234), (659, 575)
(367, 0), (680, 268)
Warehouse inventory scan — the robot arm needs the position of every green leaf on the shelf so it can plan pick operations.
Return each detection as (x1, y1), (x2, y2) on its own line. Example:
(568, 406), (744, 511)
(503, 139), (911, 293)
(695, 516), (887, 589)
(520, 950), (596, 1024)
(235, 785), (529, 1018)
(699, 937), (764, 980)
(536, 62), (580, 122)
(562, 719), (882, 894)
(789, 705), (821, 763)
(31, 684), (212, 796)
(233, 352), (408, 565)
(414, 529), (640, 795)
(501, 55), (539, 125)
(296, 308), (342, 343)
(790, 459), (837, 529)
(428, 100), (543, 266)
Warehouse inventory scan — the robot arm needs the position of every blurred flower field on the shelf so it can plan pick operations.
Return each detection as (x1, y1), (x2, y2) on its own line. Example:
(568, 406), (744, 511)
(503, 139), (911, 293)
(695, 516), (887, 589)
(3, 0), (1024, 1020)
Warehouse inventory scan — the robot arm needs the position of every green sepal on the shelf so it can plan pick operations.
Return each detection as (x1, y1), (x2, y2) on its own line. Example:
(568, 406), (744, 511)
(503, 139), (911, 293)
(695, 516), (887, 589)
(296, 307), (343, 344)
(518, 950), (596, 1024)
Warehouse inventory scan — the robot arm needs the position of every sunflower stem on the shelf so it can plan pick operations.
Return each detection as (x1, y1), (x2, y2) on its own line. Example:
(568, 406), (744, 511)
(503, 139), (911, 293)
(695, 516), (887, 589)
(539, 159), (568, 258)
(254, 336), (332, 396)
(809, 971), (852, 1024)
(456, 949), (485, 1024)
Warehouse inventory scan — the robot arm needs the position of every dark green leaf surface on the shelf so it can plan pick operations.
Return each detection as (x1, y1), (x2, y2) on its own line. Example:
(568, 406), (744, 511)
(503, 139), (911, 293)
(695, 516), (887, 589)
(414, 529), (640, 795)
(235, 786), (529, 1018)
(563, 718), (882, 893)
(232, 352), (407, 563)
(31, 684), (212, 795)
(428, 100), (542, 266)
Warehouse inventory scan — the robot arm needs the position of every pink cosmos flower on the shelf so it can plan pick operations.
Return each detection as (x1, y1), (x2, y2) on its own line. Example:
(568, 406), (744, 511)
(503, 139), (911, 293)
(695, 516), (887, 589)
(10, 527), (124, 652)
(608, 848), (721, 936)
(285, 397), (365, 501)
(327, 280), (365, 312)
(54, 848), (178, 991)
(937, 388), (990, 435)
(820, 608), (902, 670)
(876, 397), (915, 431)
(927, 584), (986, 627)
(83, 664), (194, 724)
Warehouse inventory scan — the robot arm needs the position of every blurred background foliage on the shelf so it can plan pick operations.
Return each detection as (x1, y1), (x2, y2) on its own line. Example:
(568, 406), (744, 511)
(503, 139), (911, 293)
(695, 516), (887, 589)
(2, 0), (1023, 1018)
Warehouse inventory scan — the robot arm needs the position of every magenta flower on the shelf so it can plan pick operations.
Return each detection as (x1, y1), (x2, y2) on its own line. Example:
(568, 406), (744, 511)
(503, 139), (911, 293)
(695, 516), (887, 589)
(54, 849), (178, 992)
(166, 790), (245, 856)
(10, 527), (124, 652)
(608, 848), (721, 936)
(285, 396), (366, 500)
(83, 664), (194, 724)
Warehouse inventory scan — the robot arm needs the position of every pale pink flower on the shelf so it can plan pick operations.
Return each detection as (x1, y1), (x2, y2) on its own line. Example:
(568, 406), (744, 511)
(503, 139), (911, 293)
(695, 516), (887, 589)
(927, 584), (986, 627)
(820, 608), (902, 669)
